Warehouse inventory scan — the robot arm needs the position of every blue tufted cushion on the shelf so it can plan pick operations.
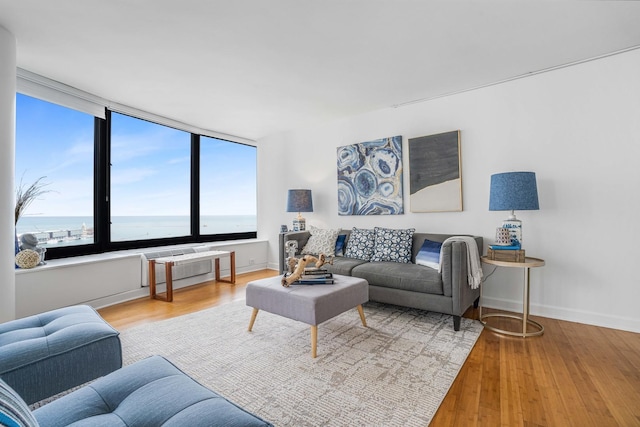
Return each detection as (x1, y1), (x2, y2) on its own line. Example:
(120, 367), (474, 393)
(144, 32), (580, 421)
(0, 305), (122, 405)
(33, 355), (272, 427)
(0, 378), (38, 427)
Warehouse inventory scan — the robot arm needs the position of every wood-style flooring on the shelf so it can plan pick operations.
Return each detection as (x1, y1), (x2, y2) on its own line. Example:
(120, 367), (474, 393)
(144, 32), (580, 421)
(98, 269), (640, 427)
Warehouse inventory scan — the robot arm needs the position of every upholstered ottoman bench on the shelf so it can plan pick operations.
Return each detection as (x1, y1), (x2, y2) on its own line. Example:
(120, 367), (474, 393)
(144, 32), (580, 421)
(0, 355), (273, 427)
(0, 305), (122, 405)
(246, 274), (369, 357)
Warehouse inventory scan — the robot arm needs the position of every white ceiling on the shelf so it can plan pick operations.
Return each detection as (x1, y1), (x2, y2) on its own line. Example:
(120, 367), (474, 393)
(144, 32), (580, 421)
(2, 1), (640, 141)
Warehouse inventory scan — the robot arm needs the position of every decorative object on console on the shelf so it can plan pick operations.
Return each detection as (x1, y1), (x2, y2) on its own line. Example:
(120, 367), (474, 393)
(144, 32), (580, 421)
(489, 171), (539, 247)
(337, 136), (403, 216)
(286, 189), (313, 231)
(487, 247), (526, 262)
(494, 227), (512, 246)
(408, 130), (462, 212)
(15, 249), (41, 269)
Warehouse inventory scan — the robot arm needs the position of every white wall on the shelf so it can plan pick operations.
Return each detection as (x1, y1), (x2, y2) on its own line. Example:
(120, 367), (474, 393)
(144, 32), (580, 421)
(257, 49), (640, 333)
(0, 26), (16, 322)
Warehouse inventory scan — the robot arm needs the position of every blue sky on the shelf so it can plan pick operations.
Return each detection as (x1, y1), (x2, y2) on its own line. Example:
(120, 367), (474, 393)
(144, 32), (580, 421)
(15, 94), (256, 217)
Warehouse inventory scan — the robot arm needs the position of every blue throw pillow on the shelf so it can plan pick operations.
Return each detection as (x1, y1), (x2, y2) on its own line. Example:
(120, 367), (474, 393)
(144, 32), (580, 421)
(415, 239), (443, 270)
(0, 379), (38, 427)
(335, 234), (347, 256)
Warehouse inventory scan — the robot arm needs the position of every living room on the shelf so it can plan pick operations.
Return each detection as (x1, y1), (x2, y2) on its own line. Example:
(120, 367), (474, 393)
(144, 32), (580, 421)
(1, 2), (640, 426)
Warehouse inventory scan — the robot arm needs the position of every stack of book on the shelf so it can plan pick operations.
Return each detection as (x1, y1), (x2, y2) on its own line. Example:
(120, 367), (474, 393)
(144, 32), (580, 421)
(296, 268), (334, 285)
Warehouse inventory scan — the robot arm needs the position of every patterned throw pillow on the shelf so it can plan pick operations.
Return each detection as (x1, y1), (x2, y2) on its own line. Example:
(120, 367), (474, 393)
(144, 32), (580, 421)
(415, 238), (443, 270)
(301, 227), (340, 256)
(0, 379), (38, 427)
(344, 228), (376, 261)
(370, 227), (415, 263)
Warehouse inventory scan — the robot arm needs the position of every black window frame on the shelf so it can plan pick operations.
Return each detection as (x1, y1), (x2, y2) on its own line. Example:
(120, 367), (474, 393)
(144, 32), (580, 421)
(36, 109), (257, 260)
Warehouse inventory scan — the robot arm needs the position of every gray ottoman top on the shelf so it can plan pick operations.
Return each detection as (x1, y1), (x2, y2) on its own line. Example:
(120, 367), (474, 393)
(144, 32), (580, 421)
(246, 274), (368, 325)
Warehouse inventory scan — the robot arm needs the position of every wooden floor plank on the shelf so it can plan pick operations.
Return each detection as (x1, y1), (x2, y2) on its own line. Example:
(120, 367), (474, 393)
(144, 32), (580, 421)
(98, 270), (640, 427)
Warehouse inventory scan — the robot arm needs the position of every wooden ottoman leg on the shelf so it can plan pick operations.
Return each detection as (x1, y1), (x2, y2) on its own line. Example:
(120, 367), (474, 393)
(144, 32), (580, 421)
(357, 304), (367, 327)
(311, 325), (318, 358)
(248, 308), (259, 332)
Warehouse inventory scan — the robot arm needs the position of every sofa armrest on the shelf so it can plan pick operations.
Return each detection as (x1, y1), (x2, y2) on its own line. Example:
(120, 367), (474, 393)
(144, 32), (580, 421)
(278, 231), (311, 273)
(441, 236), (483, 317)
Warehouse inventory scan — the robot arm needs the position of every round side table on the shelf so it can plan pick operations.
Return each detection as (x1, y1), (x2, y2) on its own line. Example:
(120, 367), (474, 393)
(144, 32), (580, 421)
(480, 256), (545, 338)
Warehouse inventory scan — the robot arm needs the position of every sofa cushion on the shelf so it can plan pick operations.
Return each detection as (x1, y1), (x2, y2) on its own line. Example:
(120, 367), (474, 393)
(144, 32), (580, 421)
(301, 227), (339, 256)
(0, 378), (38, 427)
(344, 228), (375, 261)
(415, 238), (443, 270)
(33, 355), (272, 427)
(0, 305), (122, 405)
(370, 227), (415, 263)
(351, 262), (443, 294)
(323, 257), (369, 276)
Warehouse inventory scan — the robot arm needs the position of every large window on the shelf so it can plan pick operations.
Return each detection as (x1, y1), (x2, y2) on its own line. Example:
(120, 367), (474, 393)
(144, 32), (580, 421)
(200, 136), (257, 235)
(110, 113), (192, 241)
(15, 95), (257, 259)
(15, 94), (95, 248)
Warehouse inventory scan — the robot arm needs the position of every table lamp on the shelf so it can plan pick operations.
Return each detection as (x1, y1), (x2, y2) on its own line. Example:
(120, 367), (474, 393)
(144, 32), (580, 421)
(286, 189), (313, 231)
(489, 172), (539, 247)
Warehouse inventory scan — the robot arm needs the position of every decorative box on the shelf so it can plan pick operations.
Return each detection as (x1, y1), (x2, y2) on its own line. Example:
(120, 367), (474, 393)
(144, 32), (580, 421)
(487, 248), (526, 262)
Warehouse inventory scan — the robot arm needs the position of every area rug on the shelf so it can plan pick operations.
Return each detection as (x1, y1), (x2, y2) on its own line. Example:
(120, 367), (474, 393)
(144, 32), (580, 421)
(120, 300), (482, 426)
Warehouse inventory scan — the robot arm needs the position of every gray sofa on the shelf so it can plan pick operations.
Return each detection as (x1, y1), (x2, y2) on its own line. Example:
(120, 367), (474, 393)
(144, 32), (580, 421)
(279, 229), (483, 330)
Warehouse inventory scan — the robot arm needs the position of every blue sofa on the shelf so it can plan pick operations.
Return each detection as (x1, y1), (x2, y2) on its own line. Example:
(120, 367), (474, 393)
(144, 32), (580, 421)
(0, 305), (122, 405)
(1, 355), (273, 426)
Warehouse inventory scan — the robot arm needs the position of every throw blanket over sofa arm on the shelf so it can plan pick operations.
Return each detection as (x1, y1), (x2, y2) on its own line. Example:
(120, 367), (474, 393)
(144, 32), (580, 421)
(443, 239), (483, 330)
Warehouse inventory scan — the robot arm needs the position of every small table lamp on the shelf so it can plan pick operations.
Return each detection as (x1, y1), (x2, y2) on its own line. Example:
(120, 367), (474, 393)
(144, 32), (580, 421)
(489, 172), (539, 247)
(287, 189), (313, 231)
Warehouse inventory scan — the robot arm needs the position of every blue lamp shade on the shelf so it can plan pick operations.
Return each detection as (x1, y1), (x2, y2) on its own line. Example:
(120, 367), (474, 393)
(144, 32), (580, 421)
(489, 172), (539, 212)
(286, 189), (313, 213)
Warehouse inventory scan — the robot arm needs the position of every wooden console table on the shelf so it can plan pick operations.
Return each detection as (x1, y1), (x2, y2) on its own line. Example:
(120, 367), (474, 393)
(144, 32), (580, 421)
(149, 250), (236, 302)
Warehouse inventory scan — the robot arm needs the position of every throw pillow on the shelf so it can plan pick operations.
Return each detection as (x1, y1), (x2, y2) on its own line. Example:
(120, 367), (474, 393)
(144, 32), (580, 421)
(415, 238), (443, 270)
(301, 226), (339, 256)
(335, 234), (347, 257)
(0, 379), (38, 427)
(370, 227), (415, 263)
(344, 228), (376, 261)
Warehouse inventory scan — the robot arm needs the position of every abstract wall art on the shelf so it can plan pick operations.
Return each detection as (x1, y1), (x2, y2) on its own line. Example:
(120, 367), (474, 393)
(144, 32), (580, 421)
(337, 135), (403, 215)
(408, 130), (462, 212)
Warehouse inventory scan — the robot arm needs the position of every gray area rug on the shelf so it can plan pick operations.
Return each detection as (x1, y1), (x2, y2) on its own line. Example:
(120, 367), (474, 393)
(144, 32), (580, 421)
(120, 300), (482, 426)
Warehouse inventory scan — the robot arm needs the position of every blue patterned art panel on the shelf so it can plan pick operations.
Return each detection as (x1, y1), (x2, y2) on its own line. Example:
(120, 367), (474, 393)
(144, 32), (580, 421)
(337, 136), (404, 215)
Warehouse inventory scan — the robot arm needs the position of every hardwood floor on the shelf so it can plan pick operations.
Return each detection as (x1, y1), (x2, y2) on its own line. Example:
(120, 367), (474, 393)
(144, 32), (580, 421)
(98, 269), (640, 426)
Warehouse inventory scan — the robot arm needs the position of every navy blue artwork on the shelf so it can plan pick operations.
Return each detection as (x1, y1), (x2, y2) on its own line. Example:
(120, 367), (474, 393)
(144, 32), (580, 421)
(337, 136), (403, 215)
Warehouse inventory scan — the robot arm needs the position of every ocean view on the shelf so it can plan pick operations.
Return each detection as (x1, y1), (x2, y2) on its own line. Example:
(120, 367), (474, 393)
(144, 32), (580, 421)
(16, 215), (257, 247)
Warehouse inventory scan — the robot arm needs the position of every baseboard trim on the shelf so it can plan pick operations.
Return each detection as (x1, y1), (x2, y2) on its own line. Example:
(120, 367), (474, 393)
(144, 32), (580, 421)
(481, 296), (640, 333)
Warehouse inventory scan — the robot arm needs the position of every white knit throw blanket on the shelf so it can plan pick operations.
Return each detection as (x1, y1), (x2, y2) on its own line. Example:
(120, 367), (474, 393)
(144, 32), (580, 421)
(438, 236), (483, 289)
